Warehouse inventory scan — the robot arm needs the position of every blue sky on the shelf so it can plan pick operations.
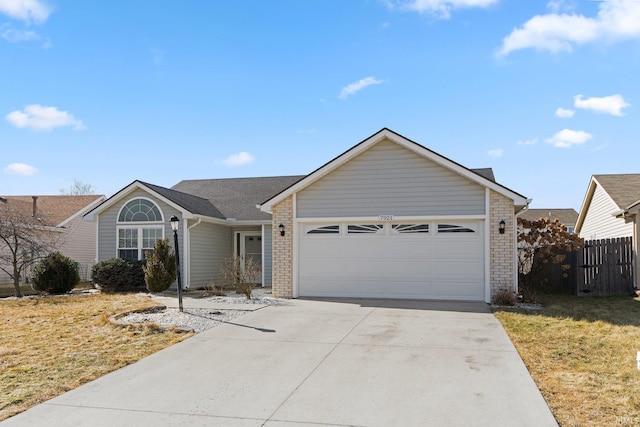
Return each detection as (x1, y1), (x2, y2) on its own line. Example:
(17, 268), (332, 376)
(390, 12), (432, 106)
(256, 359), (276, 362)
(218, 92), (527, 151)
(1, 0), (639, 210)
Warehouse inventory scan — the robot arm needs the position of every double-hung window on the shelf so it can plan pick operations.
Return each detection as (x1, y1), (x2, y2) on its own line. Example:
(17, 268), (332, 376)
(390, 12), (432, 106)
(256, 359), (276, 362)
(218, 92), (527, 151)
(116, 198), (164, 261)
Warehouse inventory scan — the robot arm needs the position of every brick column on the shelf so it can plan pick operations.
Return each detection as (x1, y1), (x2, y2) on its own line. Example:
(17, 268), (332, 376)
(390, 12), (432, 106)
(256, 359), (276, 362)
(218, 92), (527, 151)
(272, 196), (294, 298)
(490, 190), (516, 301)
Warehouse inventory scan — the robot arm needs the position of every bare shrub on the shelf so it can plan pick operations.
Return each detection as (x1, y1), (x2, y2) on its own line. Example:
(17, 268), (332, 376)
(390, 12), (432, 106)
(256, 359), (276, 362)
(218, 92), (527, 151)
(219, 254), (261, 300)
(492, 288), (517, 306)
(201, 279), (226, 297)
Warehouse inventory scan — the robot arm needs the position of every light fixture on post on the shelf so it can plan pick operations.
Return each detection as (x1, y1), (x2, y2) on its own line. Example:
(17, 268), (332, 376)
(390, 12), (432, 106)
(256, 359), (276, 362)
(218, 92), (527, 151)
(279, 223), (285, 236)
(170, 215), (183, 312)
(499, 219), (506, 235)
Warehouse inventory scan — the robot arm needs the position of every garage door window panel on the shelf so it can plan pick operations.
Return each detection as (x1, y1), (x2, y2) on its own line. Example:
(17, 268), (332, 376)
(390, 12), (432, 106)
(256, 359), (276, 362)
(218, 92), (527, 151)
(347, 224), (384, 234)
(391, 224), (430, 234)
(438, 224), (475, 233)
(305, 225), (340, 235)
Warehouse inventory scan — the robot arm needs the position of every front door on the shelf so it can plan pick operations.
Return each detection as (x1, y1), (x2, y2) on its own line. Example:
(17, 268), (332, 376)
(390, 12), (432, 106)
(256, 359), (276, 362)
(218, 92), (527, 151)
(237, 232), (262, 285)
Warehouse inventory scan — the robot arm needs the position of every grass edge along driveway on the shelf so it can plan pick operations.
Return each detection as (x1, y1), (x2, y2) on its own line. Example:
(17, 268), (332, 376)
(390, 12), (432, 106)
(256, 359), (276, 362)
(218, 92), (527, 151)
(0, 292), (192, 421)
(494, 294), (640, 427)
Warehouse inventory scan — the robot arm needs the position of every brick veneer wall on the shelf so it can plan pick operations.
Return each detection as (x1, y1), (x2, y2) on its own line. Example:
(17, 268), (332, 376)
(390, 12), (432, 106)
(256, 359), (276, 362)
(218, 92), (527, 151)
(490, 190), (516, 300)
(271, 196), (293, 298)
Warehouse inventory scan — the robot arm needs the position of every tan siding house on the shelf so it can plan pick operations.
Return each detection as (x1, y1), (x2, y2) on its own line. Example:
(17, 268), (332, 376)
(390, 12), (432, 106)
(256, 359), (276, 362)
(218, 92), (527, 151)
(0, 195), (105, 284)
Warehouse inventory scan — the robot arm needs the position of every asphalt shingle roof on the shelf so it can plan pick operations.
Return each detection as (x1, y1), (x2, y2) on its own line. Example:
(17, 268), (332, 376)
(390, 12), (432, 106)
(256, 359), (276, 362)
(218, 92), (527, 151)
(139, 181), (226, 219)
(1, 195), (103, 226)
(520, 208), (578, 226)
(171, 176), (305, 221)
(593, 174), (640, 209)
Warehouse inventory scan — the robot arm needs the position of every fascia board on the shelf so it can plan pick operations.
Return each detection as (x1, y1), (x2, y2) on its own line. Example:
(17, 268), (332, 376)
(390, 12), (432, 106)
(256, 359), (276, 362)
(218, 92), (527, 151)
(575, 177), (597, 234)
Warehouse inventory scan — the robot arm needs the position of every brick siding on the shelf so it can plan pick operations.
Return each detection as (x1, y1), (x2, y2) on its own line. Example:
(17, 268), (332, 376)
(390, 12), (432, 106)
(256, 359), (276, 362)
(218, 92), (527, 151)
(271, 196), (293, 298)
(489, 190), (516, 300)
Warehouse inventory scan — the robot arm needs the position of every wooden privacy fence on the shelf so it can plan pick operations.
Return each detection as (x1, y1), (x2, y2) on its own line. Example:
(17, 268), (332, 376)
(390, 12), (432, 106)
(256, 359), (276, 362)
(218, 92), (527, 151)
(577, 237), (634, 296)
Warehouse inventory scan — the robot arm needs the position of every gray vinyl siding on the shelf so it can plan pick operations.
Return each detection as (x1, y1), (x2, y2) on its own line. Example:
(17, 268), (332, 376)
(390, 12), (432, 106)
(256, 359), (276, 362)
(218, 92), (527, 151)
(579, 185), (633, 240)
(188, 220), (232, 289)
(296, 139), (486, 218)
(96, 189), (184, 279)
(263, 224), (272, 286)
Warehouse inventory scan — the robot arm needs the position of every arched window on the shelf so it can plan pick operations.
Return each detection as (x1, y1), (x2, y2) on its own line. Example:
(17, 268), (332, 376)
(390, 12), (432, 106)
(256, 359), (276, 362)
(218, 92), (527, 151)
(118, 199), (163, 222)
(116, 198), (164, 261)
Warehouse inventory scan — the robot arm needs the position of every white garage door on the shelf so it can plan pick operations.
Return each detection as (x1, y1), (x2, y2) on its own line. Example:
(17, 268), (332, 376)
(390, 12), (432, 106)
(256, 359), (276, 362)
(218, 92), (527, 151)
(298, 221), (485, 300)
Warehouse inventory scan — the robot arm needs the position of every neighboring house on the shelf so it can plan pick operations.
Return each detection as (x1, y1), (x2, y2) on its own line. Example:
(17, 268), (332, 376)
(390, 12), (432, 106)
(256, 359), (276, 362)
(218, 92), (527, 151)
(575, 174), (640, 289)
(519, 208), (579, 233)
(0, 195), (106, 284)
(86, 128), (529, 302)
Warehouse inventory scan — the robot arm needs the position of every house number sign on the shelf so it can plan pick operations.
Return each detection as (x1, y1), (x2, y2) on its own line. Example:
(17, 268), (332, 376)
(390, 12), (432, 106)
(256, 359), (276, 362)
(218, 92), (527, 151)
(378, 215), (394, 221)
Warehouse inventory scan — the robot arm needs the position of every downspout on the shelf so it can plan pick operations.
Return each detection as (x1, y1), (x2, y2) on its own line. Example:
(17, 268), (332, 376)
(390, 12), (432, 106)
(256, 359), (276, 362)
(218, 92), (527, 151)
(185, 218), (202, 289)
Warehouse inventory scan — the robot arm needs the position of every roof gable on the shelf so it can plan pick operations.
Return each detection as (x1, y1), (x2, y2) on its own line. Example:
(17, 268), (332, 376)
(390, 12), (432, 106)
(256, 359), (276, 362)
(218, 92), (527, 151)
(576, 174), (640, 233)
(260, 128), (528, 212)
(84, 181), (224, 221)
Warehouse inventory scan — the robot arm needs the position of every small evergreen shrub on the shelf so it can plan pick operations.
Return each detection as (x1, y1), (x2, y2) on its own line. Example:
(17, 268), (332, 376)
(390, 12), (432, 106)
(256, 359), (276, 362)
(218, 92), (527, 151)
(143, 238), (176, 293)
(91, 258), (146, 293)
(31, 252), (80, 294)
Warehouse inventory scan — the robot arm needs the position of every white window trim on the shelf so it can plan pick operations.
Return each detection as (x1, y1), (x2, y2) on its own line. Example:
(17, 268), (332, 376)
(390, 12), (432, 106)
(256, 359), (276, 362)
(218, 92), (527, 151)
(116, 225), (165, 260)
(116, 198), (166, 260)
(116, 197), (165, 223)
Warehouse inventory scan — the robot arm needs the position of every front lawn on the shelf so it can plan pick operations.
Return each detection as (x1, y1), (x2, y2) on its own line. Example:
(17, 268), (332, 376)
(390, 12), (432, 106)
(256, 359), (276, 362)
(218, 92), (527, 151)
(494, 295), (640, 427)
(0, 293), (192, 421)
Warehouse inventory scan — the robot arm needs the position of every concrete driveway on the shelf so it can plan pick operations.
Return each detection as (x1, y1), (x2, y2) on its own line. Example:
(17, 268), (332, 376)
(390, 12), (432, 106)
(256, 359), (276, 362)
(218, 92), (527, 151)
(2, 298), (557, 426)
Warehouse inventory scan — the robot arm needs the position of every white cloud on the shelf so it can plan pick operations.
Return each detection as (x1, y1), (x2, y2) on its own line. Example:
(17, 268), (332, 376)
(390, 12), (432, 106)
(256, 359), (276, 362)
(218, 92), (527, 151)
(385, 0), (498, 19)
(222, 152), (254, 167)
(4, 162), (37, 176)
(546, 0), (575, 14)
(1, 26), (38, 42)
(555, 107), (575, 118)
(0, 0), (51, 24)
(545, 129), (592, 148)
(574, 94), (630, 116)
(488, 149), (503, 158)
(339, 77), (385, 99)
(517, 138), (538, 146)
(5, 104), (85, 131)
(497, 1), (640, 56)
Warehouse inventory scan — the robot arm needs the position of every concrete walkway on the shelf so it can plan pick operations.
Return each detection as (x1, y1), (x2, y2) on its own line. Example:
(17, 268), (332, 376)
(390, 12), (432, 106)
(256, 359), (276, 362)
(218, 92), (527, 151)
(2, 298), (557, 426)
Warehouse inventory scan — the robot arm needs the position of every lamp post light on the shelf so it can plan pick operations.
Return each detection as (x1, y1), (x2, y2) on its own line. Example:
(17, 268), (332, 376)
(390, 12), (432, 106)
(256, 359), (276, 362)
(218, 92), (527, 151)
(170, 215), (183, 312)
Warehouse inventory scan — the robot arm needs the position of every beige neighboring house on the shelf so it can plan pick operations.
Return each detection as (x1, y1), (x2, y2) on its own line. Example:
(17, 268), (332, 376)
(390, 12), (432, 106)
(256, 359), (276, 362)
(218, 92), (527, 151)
(575, 174), (640, 288)
(519, 208), (579, 233)
(0, 195), (105, 284)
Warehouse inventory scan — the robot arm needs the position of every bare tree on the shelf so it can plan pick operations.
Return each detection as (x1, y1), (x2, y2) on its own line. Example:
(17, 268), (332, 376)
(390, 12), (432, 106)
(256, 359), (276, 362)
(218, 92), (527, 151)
(0, 199), (62, 297)
(59, 179), (96, 195)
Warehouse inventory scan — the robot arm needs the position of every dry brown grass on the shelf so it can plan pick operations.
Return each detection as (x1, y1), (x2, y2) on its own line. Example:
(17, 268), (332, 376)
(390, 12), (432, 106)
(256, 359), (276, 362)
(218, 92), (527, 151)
(0, 292), (193, 421)
(494, 294), (640, 427)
